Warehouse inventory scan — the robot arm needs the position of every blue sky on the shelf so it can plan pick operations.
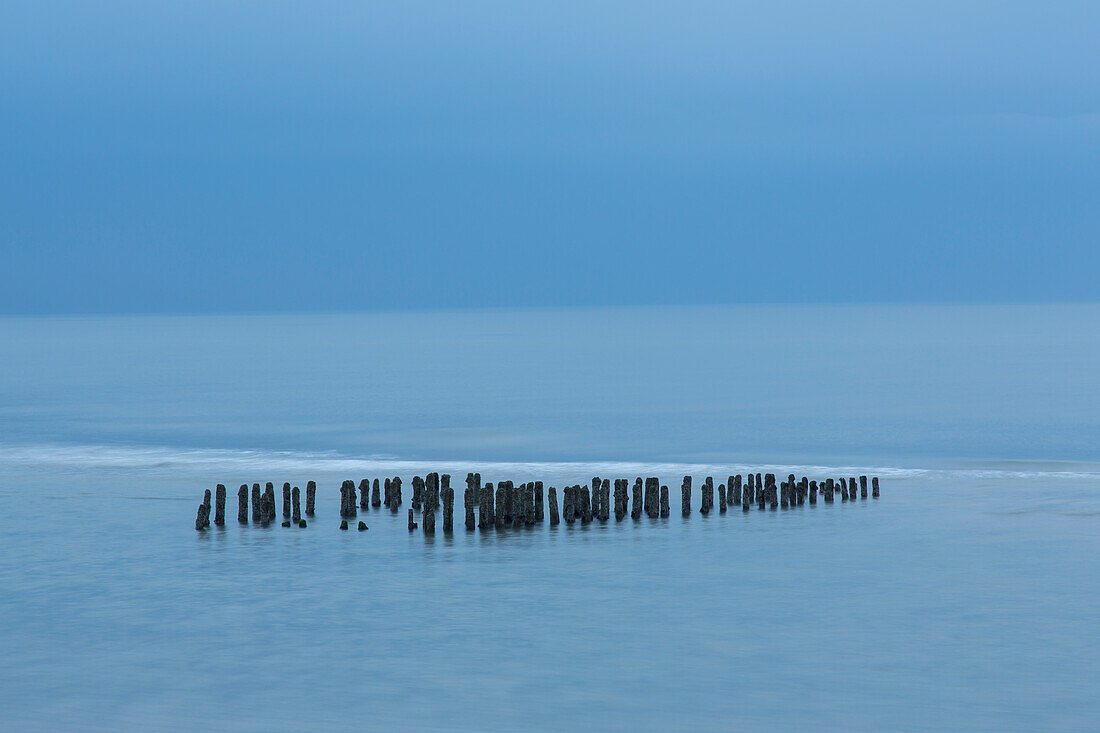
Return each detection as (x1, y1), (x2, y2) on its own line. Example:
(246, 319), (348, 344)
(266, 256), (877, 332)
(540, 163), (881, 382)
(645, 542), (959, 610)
(2, 1), (1097, 313)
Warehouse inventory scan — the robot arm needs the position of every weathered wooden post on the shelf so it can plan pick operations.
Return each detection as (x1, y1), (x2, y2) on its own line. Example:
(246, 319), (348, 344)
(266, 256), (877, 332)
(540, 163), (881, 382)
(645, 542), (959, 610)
(339, 480), (352, 518)
(195, 502), (209, 530)
(265, 484), (277, 523)
(799, 477), (808, 505)
(412, 476), (423, 510)
(392, 477), (402, 508)
(283, 483), (292, 518)
(660, 484), (670, 517)
(681, 476), (692, 516)
(645, 477), (660, 518)
(371, 478), (380, 507)
(580, 484), (593, 523)
(534, 481), (544, 522)
(423, 502), (435, 534)
(700, 477), (714, 515)
(718, 483), (727, 513)
(496, 482), (508, 527)
(860, 475), (868, 499)
(238, 484), (249, 523)
(292, 486), (301, 524)
(478, 482), (493, 529)
(730, 475), (741, 506)
(408, 509), (417, 531)
(631, 478), (643, 520)
(214, 484), (226, 526)
(563, 486), (575, 524)
(613, 479), (627, 521)
(305, 480), (316, 516)
(358, 480), (369, 511)
(251, 483), (262, 522)
(872, 477), (880, 498)
(548, 487), (560, 525)
(744, 474), (754, 505)
(442, 474), (454, 532)
(780, 481), (789, 509)
(809, 480), (818, 504)
(840, 477), (849, 502)
(427, 473), (439, 511)
(591, 477), (601, 520)
(824, 478), (835, 503)
(599, 479), (610, 521)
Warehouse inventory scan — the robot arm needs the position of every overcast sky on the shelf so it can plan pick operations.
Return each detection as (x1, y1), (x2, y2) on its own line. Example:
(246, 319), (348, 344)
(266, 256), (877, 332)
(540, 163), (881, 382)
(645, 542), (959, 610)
(2, 1), (1097, 313)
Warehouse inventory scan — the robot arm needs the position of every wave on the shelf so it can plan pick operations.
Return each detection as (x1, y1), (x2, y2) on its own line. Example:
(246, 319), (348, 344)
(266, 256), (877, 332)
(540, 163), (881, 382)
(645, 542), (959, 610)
(1, 442), (1099, 482)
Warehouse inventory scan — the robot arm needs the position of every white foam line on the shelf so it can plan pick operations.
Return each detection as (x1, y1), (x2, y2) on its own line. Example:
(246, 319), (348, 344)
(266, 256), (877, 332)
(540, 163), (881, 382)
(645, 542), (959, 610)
(2, 443), (1099, 481)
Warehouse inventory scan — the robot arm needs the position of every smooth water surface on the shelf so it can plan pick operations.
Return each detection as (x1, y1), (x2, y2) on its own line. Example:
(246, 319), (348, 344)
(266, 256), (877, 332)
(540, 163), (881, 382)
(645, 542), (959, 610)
(1, 305), (1098, 730)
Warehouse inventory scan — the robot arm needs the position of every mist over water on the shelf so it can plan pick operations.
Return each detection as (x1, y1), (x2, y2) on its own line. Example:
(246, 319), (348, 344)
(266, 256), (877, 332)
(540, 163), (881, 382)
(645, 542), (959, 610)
(1, 305), (1098, 730)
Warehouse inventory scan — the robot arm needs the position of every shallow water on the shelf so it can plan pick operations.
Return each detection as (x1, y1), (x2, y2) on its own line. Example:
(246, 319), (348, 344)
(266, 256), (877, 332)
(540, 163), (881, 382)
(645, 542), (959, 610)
(1, 305), (1098, 730)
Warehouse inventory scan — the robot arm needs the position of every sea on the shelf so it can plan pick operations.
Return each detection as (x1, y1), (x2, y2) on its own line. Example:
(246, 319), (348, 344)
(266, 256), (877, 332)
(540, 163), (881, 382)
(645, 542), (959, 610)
(1, 304), (1097, 731)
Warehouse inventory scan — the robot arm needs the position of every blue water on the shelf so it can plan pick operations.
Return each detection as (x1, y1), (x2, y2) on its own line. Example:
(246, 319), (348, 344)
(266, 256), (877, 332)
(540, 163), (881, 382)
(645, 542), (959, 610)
(1, 305), (1098, 730)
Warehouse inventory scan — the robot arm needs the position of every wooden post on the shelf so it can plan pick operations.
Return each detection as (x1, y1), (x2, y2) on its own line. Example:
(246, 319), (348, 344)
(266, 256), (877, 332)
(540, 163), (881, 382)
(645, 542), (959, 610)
(872, 477), (880, 498)
(681, 476), (692, 517)
(305, 481), (316, 516)
(292, 486), (301, 524)
(284, 482), (292, 518)
(645, 477), (660, 518)
(548, 487), (559, 525)
(372, 478), (381, 507)
(614, 479), (627, 521)
(238, 484), (248, 523)
(214, 484), (226, 526)
(442, 474), (454, 532)
(251, 483), (262, 522)
(631, 478), (643, 520)
(660, 485), (669, 517)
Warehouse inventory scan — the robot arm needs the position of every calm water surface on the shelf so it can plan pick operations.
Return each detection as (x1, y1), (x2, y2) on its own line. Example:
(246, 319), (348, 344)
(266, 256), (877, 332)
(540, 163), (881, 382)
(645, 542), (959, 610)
(1, 305), (1098, 730)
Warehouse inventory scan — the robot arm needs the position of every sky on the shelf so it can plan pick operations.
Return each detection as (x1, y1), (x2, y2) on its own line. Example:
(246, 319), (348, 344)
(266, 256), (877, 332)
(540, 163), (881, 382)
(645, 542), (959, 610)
(1, 1), (1098, 314)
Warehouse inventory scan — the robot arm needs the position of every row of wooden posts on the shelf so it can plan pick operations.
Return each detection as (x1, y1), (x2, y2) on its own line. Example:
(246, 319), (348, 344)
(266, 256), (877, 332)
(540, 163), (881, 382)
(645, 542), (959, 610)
(196, 472), (879, 531)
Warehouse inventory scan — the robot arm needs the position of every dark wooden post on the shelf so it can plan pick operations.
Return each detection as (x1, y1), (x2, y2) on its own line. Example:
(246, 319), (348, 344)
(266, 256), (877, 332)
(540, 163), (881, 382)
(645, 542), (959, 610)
(305, 480), (316, 516)
(614, 479), (627, 521)
(251, 483), (262, 522)
(442, 474), (454, 532)
(631, 478), (643, 520)
(548, 487), (559, 525)
(642, 477), (655, 517)
(214, 484), (226, 526)
(681, 476), (692, 516)
(372, 478), (381, 507)
(872, 477), (880, 498)
(700, 477), (713, 515)
(238, 484), (249, 523)
(660, 484), (669, 517)
(534, 481), (544, 522)
(292, 486), (301, 524)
